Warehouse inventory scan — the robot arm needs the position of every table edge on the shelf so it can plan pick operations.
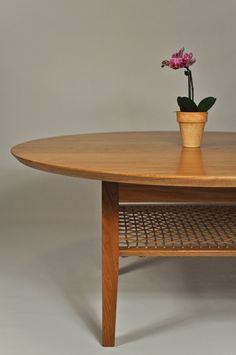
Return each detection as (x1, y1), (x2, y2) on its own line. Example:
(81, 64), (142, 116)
(12, 153), (236, 188)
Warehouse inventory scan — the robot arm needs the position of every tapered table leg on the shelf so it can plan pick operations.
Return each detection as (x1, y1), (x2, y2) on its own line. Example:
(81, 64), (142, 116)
(102, 181), (119, 347)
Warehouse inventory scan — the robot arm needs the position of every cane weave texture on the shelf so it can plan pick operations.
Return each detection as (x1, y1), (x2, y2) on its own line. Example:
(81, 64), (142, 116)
(119, 204), (236, 250)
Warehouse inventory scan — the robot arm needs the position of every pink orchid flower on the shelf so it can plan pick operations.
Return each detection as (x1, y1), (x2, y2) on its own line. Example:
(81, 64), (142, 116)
(161, 47), (216, 112)
(161, 47), (196, 70)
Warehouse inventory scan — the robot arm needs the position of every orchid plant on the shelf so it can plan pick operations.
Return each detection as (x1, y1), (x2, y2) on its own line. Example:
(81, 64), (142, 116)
(161, 48), (216, 112)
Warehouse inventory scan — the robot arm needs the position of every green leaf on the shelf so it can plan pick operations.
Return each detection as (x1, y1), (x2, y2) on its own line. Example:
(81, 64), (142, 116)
(177, 96), (199, 112)
(198, 97), (216, 112)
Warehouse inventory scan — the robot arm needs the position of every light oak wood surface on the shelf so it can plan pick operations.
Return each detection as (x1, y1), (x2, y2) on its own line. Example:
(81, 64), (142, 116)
(11, 131), (236, 188)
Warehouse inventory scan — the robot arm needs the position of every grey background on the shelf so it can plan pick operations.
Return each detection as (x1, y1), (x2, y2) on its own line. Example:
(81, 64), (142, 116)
(1, 1), (236, 354)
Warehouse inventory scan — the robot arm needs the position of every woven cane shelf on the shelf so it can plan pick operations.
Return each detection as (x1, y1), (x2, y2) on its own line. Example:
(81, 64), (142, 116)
(119, 204), (236, 256)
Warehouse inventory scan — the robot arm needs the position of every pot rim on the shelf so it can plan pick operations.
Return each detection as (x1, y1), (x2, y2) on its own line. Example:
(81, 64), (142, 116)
(176, 111), (208, 124)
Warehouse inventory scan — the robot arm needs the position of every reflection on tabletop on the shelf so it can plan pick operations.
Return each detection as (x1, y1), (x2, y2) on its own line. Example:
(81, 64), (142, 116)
(177, 148), (206, 176)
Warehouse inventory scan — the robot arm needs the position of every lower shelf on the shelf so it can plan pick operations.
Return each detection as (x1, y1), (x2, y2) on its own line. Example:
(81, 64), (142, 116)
(119, 204), (236, 256)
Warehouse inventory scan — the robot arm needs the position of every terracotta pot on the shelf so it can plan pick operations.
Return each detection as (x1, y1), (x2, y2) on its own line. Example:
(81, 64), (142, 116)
(176, 111), (208, 148)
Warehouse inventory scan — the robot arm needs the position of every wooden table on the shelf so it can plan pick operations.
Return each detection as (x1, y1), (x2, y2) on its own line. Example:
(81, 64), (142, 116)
(11, 131), (236, 346)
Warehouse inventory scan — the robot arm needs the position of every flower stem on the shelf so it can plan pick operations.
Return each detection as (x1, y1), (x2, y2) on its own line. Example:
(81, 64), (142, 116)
(189, 69), (194, 101)
(187, 73), (191, 99)
(185, 67), (194, 101)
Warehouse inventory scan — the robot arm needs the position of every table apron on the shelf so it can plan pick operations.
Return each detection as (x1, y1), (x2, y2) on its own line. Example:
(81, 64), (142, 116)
(119, 184), (236, 203)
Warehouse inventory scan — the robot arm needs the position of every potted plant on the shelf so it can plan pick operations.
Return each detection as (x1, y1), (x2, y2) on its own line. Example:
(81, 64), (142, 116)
(161, 48), (216, 148)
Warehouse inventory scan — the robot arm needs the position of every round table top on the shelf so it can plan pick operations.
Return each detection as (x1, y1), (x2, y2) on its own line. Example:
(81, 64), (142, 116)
(11, 131), (236, 188)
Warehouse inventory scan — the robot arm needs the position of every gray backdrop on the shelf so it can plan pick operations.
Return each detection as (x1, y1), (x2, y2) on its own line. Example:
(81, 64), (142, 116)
(1, 1), (236, 354)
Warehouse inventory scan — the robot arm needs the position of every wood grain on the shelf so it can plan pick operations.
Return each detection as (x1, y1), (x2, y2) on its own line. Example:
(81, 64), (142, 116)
(102, 182), (119, 347)
(119, 184), (236, 202)
(119, 248), (236, 257)
(11, 132), (236, 187)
